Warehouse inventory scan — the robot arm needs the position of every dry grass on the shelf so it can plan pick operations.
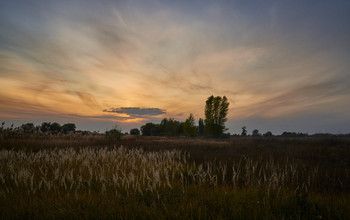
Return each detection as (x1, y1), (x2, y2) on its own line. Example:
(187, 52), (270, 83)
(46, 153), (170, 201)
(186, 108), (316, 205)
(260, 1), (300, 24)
(0, 136), (350, 219)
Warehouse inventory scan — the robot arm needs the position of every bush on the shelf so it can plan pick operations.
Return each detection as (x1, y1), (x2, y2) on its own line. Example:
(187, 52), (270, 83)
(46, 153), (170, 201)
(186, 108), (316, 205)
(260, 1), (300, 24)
(264, 131), (273, 137)
(105, 128), (123, 141)
(130, 128), (140, 135)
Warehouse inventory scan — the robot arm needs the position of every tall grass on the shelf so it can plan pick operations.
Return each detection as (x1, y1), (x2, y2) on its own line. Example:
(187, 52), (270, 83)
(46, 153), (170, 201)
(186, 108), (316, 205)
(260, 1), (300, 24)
(1, 145), (349, 219)
(0, 146), (321, 195)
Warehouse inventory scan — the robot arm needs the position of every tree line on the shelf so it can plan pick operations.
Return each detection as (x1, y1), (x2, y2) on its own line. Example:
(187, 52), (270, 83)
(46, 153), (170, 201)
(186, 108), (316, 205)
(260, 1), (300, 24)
(134, 95), (230, 138)
(0, 122), (78, 136)
(2, 95), (348, 139)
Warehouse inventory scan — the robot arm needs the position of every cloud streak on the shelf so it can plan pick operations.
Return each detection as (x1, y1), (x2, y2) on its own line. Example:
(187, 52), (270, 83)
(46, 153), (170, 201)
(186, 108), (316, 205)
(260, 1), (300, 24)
(104, 107), (166, 118)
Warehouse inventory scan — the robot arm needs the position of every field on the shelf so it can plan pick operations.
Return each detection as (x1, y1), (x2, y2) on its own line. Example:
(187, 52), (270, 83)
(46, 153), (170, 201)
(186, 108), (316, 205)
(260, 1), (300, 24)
(1, 135), (350, 219)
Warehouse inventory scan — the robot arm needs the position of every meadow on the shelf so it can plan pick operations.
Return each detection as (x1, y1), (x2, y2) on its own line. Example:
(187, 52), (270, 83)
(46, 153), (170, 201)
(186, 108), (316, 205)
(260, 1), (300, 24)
(1, 135), (350, 219)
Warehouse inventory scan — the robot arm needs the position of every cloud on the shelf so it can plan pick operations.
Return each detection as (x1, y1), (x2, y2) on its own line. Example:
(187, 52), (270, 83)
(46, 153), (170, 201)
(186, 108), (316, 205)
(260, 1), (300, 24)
(65, 113), (124, 120)
(103, 107), (166, 118)
(75, 91), (100, 109)
(1, 0), (350, 133)
(231, 78), (350, 119)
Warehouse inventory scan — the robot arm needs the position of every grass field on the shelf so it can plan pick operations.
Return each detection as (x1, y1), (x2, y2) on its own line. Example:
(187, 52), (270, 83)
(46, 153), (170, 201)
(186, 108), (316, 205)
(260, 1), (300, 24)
(1, 135), (350, 219)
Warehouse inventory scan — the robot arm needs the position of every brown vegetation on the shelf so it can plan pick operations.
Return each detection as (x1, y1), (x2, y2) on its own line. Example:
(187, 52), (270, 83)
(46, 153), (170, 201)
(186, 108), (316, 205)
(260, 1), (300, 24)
(1, 135), (350, 219)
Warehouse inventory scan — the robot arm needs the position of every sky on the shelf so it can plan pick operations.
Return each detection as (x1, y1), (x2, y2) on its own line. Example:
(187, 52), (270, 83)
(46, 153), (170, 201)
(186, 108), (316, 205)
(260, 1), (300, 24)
(0, 0), (350, 134)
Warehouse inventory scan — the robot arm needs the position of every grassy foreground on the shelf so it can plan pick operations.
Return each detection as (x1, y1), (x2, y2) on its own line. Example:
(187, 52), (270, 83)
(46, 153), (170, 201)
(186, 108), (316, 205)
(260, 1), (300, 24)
(1, 136), (350, 219)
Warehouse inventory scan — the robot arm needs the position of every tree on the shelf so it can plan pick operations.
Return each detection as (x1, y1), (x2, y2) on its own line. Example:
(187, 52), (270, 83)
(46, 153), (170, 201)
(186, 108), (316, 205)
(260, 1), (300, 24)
(183, 114), (197, 137)
(264, 131), (273, 137)
(50, 122), (61, 134)
(252, 129), (260, 137)
(204, 95), (229, 137)
(141, 123), (156, 136)
(281, 132), (307, 137)
(160, 118), (168, 135)
(0, 122), (4, 133)
(198, 118), (204, 136)
(21, 123), (35, 133)
(105, 129), (122, 141)
(241, 126), (247, 136)
(175, 122), (185, 136)
(61, 123), (76, 134)
(160, 118), (182, 136)
(41, 122), (51, 133)
(130, 128), (140, 135)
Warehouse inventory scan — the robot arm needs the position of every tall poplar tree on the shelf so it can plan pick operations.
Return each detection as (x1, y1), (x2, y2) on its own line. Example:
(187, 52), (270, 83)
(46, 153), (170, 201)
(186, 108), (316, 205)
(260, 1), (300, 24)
(204, 95), (229, 137)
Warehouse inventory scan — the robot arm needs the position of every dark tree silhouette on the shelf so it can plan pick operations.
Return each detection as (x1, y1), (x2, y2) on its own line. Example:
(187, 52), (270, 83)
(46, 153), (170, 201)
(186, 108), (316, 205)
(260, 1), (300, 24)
(241, 126), (247, 136)
(105, 128), (122, 141)
(141, 123), (156, 136)
(21, 123), (35, 133)
(160, 118), (168, 135)
(50, 122), (61, 134)
(40, 122), (51, 133)
(141, 119), (184, 136)
(264, 131), (273, 137)
(198, 118), (204, 136)
(130, 128), (140, 135)
(62, 123), (76, 134)
(252, 129), (260, 136)
(204, 95), (229, 137)
(163, 118), (181, 136)
(183, 114), (197, 137)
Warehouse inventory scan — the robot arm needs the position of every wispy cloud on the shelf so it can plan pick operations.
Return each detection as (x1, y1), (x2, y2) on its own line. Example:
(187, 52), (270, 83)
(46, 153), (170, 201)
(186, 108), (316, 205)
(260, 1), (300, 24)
(74, 92), (100, 109)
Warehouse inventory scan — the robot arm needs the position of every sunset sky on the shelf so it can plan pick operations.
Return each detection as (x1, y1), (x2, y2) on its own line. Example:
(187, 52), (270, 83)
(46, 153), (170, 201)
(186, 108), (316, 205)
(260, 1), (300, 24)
(1, 0), (350, 134)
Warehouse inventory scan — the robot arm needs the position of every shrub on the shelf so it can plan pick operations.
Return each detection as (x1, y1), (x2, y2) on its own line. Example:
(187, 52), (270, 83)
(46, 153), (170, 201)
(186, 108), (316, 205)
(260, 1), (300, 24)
(105, 128), (123, 141)
(130, 128), (140, 135)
